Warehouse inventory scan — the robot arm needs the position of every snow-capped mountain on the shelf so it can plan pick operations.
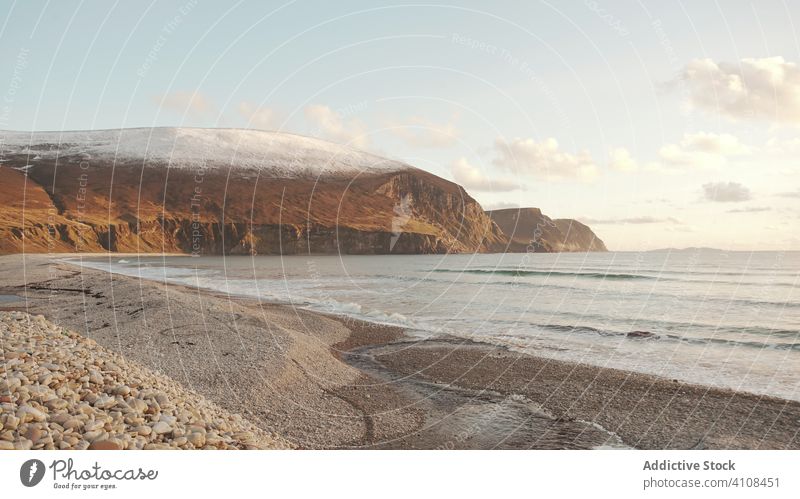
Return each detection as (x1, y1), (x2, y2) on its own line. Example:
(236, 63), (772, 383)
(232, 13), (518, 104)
(0, 127), (410, 177)
(0, 127), (505, 255)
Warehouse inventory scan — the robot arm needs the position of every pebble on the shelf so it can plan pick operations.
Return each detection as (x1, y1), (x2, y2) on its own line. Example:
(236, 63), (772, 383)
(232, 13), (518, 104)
(93, 395), (116, 409)
(63, 418), (83, 430)
(151, 421), (172, 435)
(14, 438), (33, 450)
(88, 439), (122, 450)
(186, 431), (205, 447)
(17, 405), (46, 423)
(0, 311), (291, 450)
(135, 425), (152, 436)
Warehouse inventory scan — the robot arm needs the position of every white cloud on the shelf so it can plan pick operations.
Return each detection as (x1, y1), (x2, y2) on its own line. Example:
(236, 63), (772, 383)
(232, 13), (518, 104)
(580, 216), (682, 225)
(681, 57), (800, 123)
(483, 201), (520, 211)
(153, 91), (215, 118)
(237, 101), (276, 130)
(450, 157), (520, 192)
(776, 188), (800, 198)
(304, 104), (369, 149)
(765, 136), (800, 155)
(702, 181), (752, 202)
(609, 147), (638, 172)
(726, 206), (771, 213)
(492, 137), (599, 181)
(658, 132), (751, 168)
(389, 117), (459, 148)
(681, 132), (751, 155)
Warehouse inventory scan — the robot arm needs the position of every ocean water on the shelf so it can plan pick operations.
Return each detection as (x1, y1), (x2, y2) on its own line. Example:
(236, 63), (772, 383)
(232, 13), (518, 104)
(74, 250), (800, 401)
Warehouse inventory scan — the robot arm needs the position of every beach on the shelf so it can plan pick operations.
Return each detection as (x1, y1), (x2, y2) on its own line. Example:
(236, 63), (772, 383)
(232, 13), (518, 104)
(1, 253), (798, 449)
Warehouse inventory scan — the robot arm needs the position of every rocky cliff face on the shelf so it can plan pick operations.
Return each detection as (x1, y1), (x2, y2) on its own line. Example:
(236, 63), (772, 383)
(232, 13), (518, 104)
(486, 208), (607, 252)
(552, 218), (608, 252)
(0, 128), (505, 255)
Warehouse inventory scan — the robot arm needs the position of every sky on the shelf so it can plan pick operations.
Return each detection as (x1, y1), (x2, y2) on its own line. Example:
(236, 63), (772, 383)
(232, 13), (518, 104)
(1, 0), (799, 251)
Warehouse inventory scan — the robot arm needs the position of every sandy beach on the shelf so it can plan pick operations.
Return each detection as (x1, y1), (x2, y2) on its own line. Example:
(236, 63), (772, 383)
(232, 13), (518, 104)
(1, 253), (798, 449)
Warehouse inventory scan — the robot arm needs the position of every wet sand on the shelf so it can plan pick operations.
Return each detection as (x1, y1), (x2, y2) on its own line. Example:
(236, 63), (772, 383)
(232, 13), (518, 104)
(1, 253), (798, 449)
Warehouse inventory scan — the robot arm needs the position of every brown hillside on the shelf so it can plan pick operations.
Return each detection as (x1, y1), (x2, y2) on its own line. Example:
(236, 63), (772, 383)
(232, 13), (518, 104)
(0, 129), (505, 255)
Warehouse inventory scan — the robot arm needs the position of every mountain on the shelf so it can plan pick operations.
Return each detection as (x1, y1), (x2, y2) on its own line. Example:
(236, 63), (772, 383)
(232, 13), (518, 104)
(486, 207), (607, 252)
(0, 128), (505, 255)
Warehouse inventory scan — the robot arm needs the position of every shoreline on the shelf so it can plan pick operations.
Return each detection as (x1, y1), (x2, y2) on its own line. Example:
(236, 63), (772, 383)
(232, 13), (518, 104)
(1, 253), (798, 449)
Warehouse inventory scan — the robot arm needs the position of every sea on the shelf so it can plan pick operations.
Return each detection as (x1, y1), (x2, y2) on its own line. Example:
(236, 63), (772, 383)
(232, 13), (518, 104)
(73, 249), (800, 402)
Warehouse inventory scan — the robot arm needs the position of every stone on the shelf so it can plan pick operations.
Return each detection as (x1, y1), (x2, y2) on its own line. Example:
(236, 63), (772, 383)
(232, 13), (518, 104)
(17, 405), (46, 423)
(151, 421), (172, 435)
(46, 398), (68, 410)
(63, 418), (83, 430)
(51, 413), (70, 425)
(3, 415), (19, 430)
(84, 420), (105, 432)
(14, 439), (33, 450)
(186, 431), (205, 447)
(135, 425), (152, 436)
(88, 371), (103, 385)
(88, 439), (122, 450)
(26, 427), (44, 443)
(158, 414), (177, 426)
(128, 399), (147, 413)
(93, 395), (116, 409)
(83, 430), (106, 442)
(143, 443), (172, 450)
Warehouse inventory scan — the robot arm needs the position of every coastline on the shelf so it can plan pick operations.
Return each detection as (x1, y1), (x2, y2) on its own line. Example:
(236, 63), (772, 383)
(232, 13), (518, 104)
(1, 253), (798, 449)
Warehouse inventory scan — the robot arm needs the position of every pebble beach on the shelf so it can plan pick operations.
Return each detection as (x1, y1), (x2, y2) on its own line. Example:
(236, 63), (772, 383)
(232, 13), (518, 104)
(0, 311), (292, 450)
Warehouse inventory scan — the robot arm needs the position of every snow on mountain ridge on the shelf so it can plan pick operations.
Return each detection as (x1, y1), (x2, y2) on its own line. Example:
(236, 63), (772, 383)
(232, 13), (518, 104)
(0, 127), (410, 177)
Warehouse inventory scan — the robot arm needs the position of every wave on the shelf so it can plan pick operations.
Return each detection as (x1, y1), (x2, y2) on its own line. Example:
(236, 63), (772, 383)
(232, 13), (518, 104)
(412, 274), (800, 309)
(431, 267), (798, 288)
(533, 323), (800, 351)
(431, 268), (654, 280)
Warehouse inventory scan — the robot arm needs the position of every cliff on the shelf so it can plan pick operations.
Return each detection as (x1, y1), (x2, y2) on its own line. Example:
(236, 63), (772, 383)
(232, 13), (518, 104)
(486, 208), (607, 252)
(0, 128), (505, 255)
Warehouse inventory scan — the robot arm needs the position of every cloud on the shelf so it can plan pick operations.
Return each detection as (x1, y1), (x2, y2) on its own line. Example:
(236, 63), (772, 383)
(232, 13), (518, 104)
(726, 206), (771, 213)
(493, 137), (599, 181)
(609, 147), (638, 172)
(702, 181), (752, 202)
(237, 101), (276, 130)
(776, 188), (800, 198)
(658, 132), (751, 168)
(580, 216), (682, 225)
(765, 137), (800, 155)
(304, 104), (369, 148)
(450, 157), (520, 192)
(153, 91), (215, 118)
(681, 57), (800, 123)
(389, 117), (459, 148)
(483, 201), (520, 211)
